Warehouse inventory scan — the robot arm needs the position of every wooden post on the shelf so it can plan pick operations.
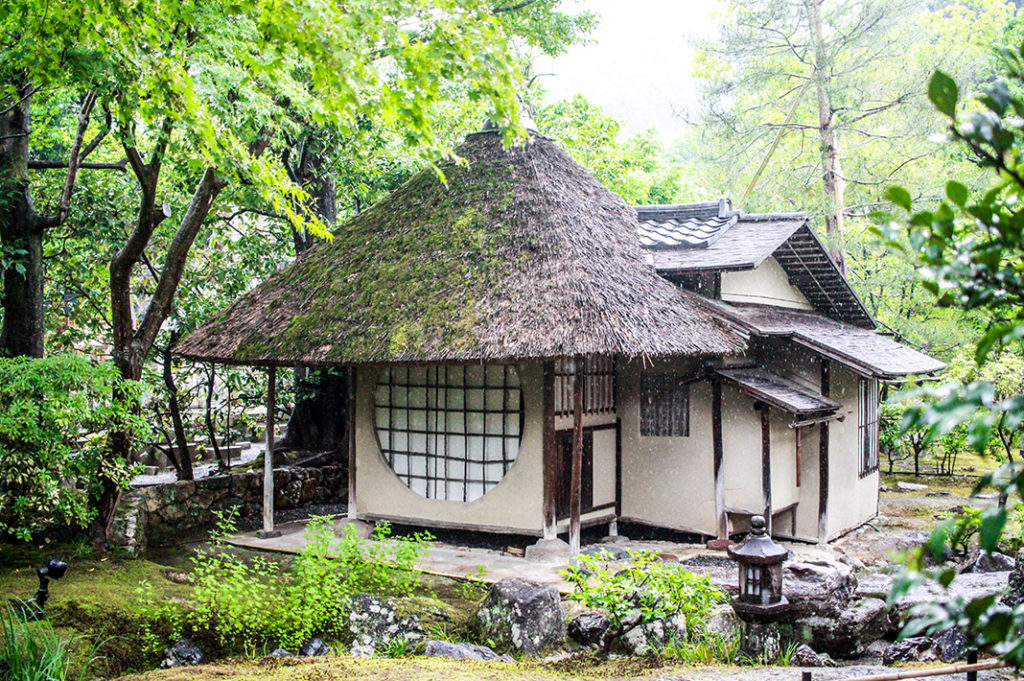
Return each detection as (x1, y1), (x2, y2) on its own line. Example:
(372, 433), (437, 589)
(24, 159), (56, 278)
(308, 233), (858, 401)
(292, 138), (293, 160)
(569, 356), (585, 556)
(760, 402), (772, 534)
(818, 360), (831, 542)
(712, 380), (726, 540)
(258, 366), (280, 539)
(347, 366), (358, 521)
(542, 361), (557, 539)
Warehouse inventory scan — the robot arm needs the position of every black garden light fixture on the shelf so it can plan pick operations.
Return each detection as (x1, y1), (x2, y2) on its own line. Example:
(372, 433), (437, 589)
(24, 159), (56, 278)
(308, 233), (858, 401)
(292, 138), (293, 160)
(727, 516), (788, 617)
(9, 558), (68, 621)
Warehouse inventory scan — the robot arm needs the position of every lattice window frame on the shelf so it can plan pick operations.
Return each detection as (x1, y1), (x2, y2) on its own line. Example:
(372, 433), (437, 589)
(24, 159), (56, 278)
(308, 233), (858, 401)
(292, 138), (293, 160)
(373, 365), (523, 502)
(553, 356), (616, 417)
(640, 373), (690, 437)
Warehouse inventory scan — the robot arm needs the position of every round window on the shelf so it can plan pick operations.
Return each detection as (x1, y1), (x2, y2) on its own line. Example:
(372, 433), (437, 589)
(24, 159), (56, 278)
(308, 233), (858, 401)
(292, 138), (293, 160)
(373, 365), (522, 502)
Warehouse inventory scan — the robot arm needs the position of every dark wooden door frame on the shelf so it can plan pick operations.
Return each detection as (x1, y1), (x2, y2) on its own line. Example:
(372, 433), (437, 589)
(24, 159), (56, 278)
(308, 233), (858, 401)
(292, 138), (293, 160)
(554, 421), (619, 521)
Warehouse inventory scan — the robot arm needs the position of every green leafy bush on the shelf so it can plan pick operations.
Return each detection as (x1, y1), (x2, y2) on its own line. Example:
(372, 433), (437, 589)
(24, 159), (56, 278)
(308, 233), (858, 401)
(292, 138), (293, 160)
(940, 505), (983, 555)
(0, 354), (150, 541)
(140, 512), (432, 652)
(562, 550), (727, 654)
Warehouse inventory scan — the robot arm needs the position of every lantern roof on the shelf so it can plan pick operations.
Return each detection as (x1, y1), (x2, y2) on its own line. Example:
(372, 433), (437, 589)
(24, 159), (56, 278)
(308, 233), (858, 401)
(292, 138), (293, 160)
(727, 516), (788, 565)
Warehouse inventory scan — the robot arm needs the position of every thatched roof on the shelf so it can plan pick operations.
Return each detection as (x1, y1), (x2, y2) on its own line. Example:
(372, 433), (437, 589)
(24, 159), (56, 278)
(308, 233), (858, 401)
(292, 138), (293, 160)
(175, 131), (745, 367)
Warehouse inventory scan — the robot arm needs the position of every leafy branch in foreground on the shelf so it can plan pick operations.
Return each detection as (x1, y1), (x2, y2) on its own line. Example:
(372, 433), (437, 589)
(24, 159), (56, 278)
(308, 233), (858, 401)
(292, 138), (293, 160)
(881, 43), (1024, 667)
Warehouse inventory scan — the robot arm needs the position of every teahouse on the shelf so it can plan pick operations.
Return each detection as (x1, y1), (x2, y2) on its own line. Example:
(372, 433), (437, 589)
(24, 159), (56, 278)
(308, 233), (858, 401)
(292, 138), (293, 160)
(177, 127), (944, 551)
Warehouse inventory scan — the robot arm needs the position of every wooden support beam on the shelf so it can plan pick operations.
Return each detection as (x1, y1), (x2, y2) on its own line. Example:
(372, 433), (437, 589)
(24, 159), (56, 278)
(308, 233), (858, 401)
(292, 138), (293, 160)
(569, 356), (585, 557)
(760, 402), (772, 534)
(818, 360), (831, 542)
(712, 380), (727, 540)
(258, 366), (280, 539)
(542, 361), (557, 539)
(347, 366), (358, 521)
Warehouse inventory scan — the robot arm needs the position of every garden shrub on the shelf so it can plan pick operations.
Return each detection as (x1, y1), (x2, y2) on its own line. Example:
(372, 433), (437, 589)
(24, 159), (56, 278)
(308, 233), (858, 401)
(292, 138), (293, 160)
(940, 505), (983, 555)
(139, 511), (433, 653)
(0, 354), (149, 541)
(562, 550), (727, 654)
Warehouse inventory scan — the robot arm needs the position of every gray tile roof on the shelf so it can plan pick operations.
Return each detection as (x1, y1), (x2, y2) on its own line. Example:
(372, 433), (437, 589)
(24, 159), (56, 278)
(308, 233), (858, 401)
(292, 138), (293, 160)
(644, 214), (805, 272)
(636, 200), (740, 249)
(633, 201), (873, 328)
(715, 366), (840, 415)
(709, 300), (947, 379)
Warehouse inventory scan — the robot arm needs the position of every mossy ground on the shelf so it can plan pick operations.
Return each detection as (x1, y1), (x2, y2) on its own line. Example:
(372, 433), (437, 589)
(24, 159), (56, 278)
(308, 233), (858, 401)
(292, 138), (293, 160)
(114, 654), (687, 681)
(0, 538), (490, 678)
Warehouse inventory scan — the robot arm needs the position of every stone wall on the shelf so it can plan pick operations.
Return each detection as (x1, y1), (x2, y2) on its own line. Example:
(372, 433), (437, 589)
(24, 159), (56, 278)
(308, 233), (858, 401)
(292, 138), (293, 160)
(110, 465), (346, 556)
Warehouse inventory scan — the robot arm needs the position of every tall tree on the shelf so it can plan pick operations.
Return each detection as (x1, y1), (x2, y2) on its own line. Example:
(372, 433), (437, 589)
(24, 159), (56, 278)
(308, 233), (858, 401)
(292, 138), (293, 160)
(692, 0), (1012, 272)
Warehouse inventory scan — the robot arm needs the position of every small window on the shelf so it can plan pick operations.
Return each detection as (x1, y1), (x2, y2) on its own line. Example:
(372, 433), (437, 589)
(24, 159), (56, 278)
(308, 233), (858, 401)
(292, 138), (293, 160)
(859, 378), (879, 476)
(554, 356), (616, 416)
(640, 374), (689, 437)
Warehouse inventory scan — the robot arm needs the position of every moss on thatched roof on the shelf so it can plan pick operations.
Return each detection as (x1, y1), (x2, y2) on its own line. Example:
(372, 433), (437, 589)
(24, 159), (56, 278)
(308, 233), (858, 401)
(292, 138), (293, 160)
(175, 131), (746, 366)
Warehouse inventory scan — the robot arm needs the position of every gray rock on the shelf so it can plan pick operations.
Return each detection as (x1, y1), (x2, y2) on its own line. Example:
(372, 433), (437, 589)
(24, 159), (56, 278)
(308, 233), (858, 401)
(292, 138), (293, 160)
(423, 640), (514, 662)
(347, 593), (421, 657)
(613, 614), (687, 656)
(580, 544), (630, 561)
(567, 612), (609, 647)
(897, 482), (928, 492)
(268, 648), (293, 657)
(864, 639), (891, 659)
(790, 644), (827, 667)
(794, 597), (891, 658)
(948, 571), (1011, 602)
(784, 560), (856, 618)
(854, 573), (893, 599)
(880, 531), (953, 564)
(161, 638), (205, 668)
(964, 551), (1016, 574)
(300, 638), (329, 657)
(927, 490), (952, 497)
(884, 636), (936, 664)
(524, 538), (570, 563)
(932, 627), (969, 662)
(1003, 548), (1024, 608)
(475, 579), (565, 654)
(704, 604), (742, 638)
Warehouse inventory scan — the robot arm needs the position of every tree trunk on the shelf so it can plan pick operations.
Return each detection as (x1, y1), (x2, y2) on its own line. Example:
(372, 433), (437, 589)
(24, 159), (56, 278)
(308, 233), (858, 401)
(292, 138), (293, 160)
(805, 0), (847, 274)
(163, 332), (194, 480)
(0, 81), (45, 357)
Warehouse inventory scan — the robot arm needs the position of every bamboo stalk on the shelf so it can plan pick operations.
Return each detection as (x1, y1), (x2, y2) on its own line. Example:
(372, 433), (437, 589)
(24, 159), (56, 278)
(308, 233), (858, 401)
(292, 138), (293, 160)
(832, 659), (1003, 681)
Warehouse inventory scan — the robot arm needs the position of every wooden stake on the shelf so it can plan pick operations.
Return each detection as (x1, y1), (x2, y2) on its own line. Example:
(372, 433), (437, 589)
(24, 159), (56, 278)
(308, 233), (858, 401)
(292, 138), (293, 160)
(259, 366), (279, 538)
(569, 356), (585, 556)
(347, 366), (358, 521)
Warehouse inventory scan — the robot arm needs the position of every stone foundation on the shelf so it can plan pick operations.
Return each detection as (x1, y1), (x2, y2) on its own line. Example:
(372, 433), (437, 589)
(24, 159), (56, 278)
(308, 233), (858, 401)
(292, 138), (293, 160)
(110, 465), (346, 556)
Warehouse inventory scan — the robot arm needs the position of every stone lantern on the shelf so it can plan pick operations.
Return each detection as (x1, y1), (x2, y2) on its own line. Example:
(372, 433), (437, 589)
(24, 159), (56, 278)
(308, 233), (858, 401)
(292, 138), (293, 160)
(727, 516), (788, 616)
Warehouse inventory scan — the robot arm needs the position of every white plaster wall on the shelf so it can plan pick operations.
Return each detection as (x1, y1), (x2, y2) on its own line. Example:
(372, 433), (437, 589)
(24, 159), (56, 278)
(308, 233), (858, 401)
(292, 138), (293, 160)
(721, 257), (814, 310)
(618, 357), (717, 535)
(354, 362), (544, 533)
(826, 363), (880, 539)
(770, 409), (799, 510)
(793, 424), (822, 540)
(721, 385), (765, 514)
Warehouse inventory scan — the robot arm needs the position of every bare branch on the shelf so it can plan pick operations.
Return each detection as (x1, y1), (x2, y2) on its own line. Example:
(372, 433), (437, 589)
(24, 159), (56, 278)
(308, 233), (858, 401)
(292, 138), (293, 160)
(29, 159), (127, 171)
(493, 0), (536, 12)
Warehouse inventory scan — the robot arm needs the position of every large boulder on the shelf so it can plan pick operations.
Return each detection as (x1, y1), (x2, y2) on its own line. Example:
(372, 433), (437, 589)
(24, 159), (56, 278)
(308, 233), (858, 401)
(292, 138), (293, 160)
(794, 597), (891, 658)
(475, 580), (565, 654)
(784, 560), (856, 618)
(1003, 548), (1024, 608)
(790, 644), (829, 667)
(299, 638), (330, 657)
(612, 614), (687, 656)
(347, 593), (422, 657)
(932, 628), (969, 663)
(948, 571), (1011, 602)
(704, 604), (742, 639)
(423, 640), (514, 662)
